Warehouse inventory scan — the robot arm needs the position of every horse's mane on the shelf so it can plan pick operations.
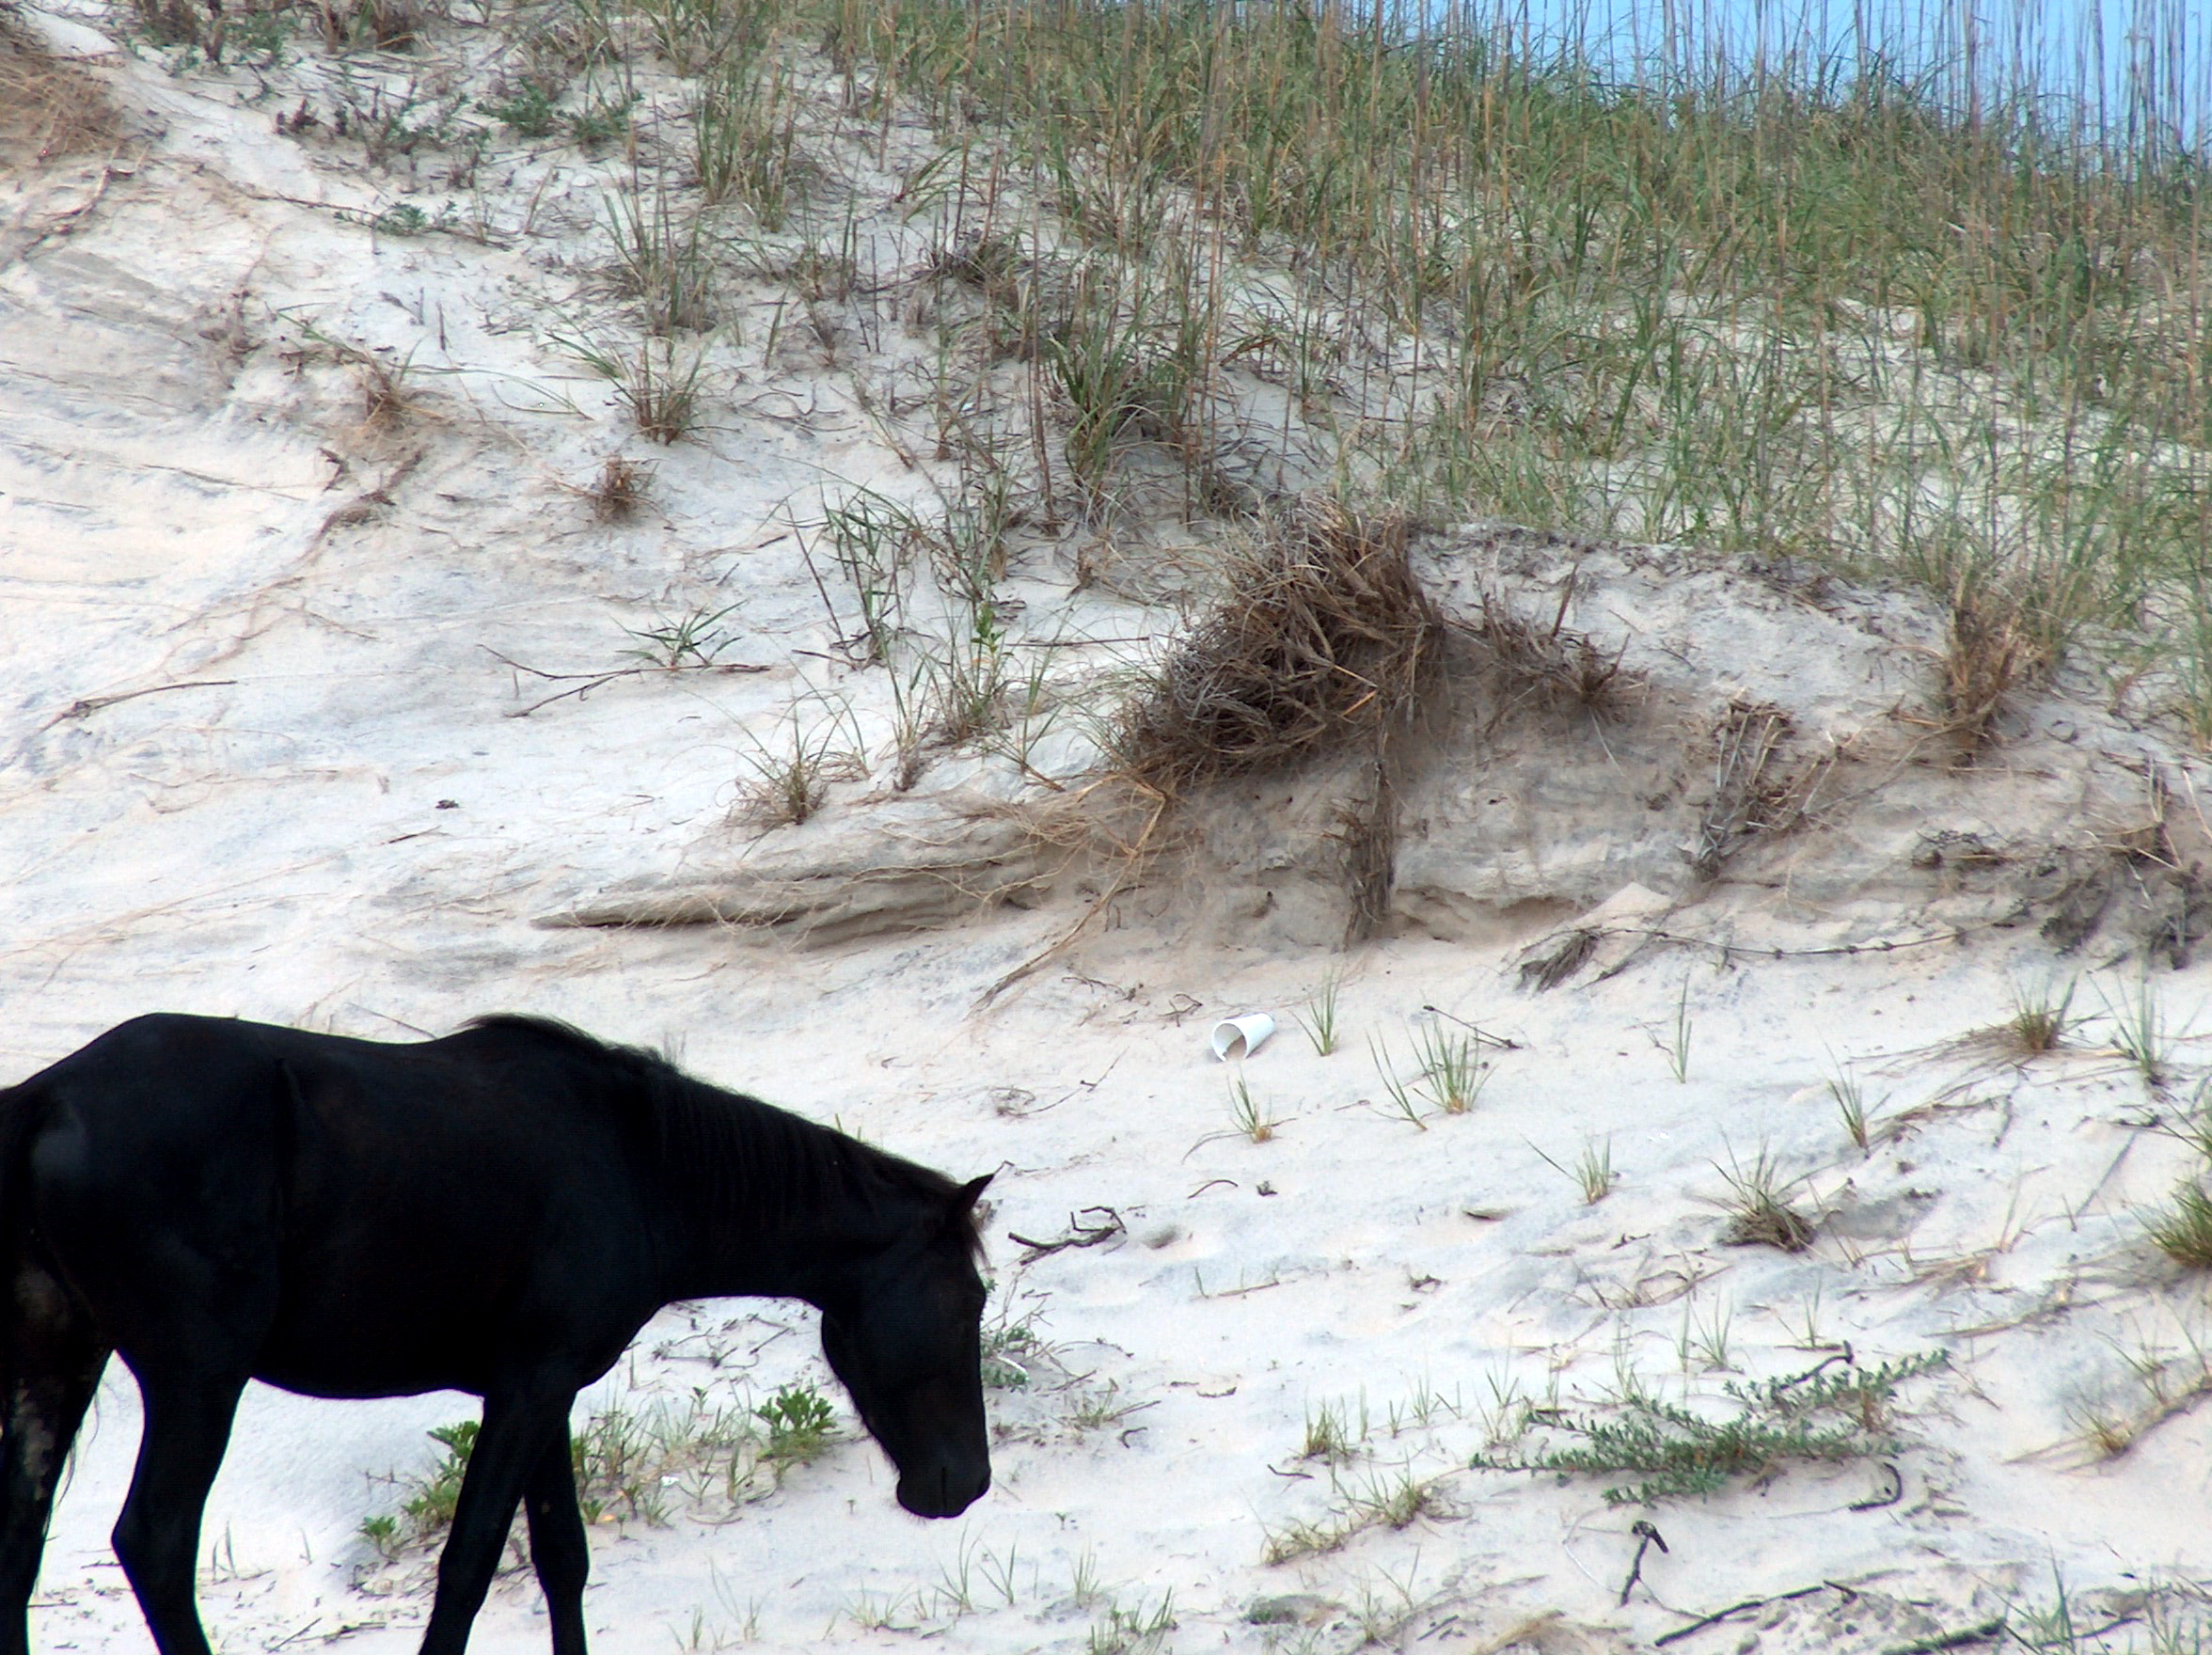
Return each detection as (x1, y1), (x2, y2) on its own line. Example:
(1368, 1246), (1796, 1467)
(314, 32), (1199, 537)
(463, 1016), (984, 1258)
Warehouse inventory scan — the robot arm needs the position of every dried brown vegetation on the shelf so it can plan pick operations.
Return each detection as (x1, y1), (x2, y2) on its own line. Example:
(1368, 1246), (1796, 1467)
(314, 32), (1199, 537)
(314, 0), (434, 52)
(0, 16), (117, 163)
(1938, 578), (2048, 754)
(1108, 499), (1443, 794)
(1716, 1148), (1818, 1253)
(1470, 587), (1632, 719)
(358, 358), (413, 432)
(588, 456), (653, 521)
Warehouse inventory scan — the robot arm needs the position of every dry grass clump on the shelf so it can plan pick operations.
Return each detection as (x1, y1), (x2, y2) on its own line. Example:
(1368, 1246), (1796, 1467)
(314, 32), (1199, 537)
(358, 357), (415, 432)
(1471, 588), (1631, 718)
(588, 456), (653, 520)
(1938, 577), (2048, 753)
(0, 16), (117, 162)
(1107, 498), (1443, 793)
(1715, 1147), (1817, 1253)
(313, 0), (436, 52)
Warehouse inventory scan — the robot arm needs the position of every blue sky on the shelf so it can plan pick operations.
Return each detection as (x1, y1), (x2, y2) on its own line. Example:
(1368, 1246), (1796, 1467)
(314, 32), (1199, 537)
(1413, 0), (2208, 156)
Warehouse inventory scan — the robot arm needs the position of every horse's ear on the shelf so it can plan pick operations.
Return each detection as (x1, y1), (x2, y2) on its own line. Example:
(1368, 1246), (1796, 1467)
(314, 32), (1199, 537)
(954, 1174), (993, 1211)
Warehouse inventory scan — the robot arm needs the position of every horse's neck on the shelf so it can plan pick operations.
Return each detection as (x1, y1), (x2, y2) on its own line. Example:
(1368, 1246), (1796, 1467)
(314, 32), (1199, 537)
(664, 1209), (897, 1309)
(651, 1098), (904, 1307)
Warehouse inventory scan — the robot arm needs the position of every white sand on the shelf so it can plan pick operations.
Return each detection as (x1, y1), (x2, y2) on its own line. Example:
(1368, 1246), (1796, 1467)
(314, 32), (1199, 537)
(6, 6), (2212, 1650)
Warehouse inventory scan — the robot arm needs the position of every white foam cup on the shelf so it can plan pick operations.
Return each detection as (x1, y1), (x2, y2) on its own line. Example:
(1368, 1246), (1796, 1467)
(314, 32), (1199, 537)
(1210, 1012), (1276, 1062)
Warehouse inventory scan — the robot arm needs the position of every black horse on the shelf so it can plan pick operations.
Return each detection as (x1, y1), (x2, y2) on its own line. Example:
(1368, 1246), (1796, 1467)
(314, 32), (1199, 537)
(0, 1013), (993, 1655)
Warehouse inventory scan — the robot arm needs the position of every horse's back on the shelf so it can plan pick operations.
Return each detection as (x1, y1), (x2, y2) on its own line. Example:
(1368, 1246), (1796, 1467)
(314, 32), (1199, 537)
(12, 1015), (661, 1397)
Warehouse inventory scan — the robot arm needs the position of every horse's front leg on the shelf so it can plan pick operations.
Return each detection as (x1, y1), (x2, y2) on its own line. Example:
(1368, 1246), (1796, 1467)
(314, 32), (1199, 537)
(418, 1386), (577, 1655)
(111, 1365), (249, 1655)
(522, 1421), (590, 1655)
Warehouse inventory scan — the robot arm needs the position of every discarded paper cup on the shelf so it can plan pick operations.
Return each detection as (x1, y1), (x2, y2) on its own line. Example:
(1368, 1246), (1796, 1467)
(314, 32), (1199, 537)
(1210, 1013), (1276, 1062)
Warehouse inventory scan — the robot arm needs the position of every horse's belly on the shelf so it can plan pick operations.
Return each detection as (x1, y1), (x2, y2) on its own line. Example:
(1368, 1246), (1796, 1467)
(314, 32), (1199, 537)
(256, 1315), (497, 1398)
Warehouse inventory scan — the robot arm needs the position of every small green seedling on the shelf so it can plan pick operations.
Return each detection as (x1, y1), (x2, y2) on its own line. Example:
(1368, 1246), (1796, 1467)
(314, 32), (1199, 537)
(1294, 969), (1344, 1055)
(756, 1382), (836, 1472)
(2097, 972), (2172, 1087)
(1826, 1064), (1878, 1153)
(1667, 977), (1693, 1083)
(1413, 1022), (1485, 1113)
(1532, 1137), (1615, 1204)
(1368, 1035), (1427, 1131)
(623, 602), (740, 668)
(1227, 1072), (1280, 1143)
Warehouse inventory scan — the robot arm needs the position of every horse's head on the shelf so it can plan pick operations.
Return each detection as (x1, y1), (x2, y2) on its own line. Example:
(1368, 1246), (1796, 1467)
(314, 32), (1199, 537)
(819, 1173), (993, 1519)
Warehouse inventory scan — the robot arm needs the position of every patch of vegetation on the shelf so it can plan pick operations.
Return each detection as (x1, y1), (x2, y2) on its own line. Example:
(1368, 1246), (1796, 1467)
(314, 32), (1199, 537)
(563, 331), (710, 445)
(691, 55), (800, 227)
(403, 1418), (478, 1532)
(1342, 1468), (1450, 1530)
(566, 91), (638, 150)
(2003, 976), (2079, 1056)
(586, 455), (653, 520)
(1530, 1136), (1615, 1204)
(2097, 972), (2175, 1089)
(1474, 1350), (1948, 1505)
(0, 15), (118, 160)
(606, 185), (719, 337)
(981, 1318), (1041, 1389)
(1410, 1022), (1485, 1115)
(1226, 1072), (1279, 1143)
(1087, 1591), (1176, 1655)
(1292, 969), (1343, 1057)
(1938, 575), (2046, 753)
(824, 0), (2208, 663)
(1665, 977), (1693, 1083)
(360, 1417), (478, 1554)
(361, 1389), (802, 1553)
(1299, 1399), (1361, 1465)
(478, 83), (559, 138)
(1107, 500), (1441, 795)
(623, 602), (742, 669)
(1367, 1034), (1428, 1131)
(754, 1381), (836, 1473)
(733, 701), (864, 829)
(1260, 1465), (1452, 1564)
(1827, 1063), (1879, 1154)
(370, 202), (431, 237)
(2144, 1181), (2212, 1271)
(1714, 1144), (1816, 1253)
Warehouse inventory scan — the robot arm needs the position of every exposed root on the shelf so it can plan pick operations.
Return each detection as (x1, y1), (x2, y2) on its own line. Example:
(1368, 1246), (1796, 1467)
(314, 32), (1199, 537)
(545, 811), (1053, 949)
(1331, 757), (1398, 945)
(1691, 698), (1793, 879)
